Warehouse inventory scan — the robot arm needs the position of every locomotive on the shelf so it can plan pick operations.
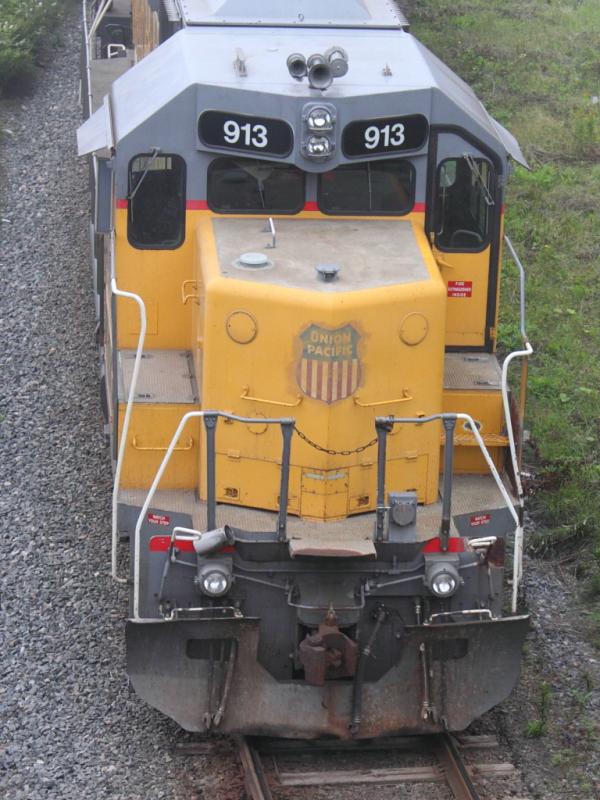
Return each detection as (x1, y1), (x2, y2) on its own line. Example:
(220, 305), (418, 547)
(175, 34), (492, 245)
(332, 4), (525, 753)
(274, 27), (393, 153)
(79, 0), (533, 738)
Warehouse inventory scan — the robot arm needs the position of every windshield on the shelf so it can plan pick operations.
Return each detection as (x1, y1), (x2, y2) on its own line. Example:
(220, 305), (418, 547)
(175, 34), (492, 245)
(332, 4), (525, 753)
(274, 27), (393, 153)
(318, 159), (414, 215)
(207, 157), (305, 213)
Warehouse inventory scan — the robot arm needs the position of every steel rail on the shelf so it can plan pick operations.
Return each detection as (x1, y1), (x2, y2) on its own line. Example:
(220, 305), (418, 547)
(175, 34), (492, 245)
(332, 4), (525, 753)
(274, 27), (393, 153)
(236, 737), (273, 800)
(238, 733), (488, 799)
(433, 733), (482, 800)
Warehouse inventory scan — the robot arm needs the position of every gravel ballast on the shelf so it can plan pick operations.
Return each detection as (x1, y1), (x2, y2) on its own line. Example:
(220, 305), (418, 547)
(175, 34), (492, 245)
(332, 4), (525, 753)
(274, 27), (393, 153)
(1, 8), (599, 800)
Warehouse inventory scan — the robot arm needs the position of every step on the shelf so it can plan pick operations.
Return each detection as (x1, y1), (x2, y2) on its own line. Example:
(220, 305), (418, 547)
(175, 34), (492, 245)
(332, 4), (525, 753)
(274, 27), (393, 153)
(443, 352), (508, 473)
(117, 350), (200, 489)
(117, 349), (199, 404)
(444, 352), (502, 392)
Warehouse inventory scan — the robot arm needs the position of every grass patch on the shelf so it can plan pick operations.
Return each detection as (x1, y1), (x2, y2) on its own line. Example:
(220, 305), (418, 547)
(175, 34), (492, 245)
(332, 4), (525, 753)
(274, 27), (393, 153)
(408, 0), (600, 595)
(526, 680), (552, 737)
(0, 0), (74, 95)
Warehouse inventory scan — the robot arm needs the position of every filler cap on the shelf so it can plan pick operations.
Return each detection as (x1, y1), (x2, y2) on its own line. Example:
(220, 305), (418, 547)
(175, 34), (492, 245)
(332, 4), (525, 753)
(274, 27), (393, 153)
(315, 263), (340, 282)
(239, 252), (269, 268)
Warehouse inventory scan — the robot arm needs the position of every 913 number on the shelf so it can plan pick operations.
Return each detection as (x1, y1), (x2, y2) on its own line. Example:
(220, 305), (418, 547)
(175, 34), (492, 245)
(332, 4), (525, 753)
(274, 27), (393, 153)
(342, 114), (428, 157)
(198, 111), (293, 156)
(223, 120), (268, 148)
(364, 122), (405, 150)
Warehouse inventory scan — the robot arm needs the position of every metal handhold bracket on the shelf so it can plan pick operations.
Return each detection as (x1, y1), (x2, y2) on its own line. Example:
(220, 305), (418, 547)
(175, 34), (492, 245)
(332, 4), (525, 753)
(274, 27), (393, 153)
(181, 279), (199, 304)
(241, 386), (303, 407)
(354, 389), (412, 408)
(132, 436), (193, 452)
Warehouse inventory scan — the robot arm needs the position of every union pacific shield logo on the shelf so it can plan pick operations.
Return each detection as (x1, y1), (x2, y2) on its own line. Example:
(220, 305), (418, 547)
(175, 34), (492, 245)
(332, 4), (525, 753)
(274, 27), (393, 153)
(298, 324), (361, 403)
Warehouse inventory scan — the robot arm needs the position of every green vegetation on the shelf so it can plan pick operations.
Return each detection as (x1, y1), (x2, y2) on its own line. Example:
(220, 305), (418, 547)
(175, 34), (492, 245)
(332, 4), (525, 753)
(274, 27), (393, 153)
(551, 748), (577, 769)
(409, 0), (600, 595)
(571, 671), (594, 711)
(0, 0), (73, 94)
(526, 718), (546, 738)
(547, 673), (598, 782)
(526, 679), (552, 737)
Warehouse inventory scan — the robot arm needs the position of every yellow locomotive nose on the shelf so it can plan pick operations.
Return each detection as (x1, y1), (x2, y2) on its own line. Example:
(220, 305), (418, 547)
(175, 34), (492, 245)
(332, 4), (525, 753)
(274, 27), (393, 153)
(194, 214), (447, 520)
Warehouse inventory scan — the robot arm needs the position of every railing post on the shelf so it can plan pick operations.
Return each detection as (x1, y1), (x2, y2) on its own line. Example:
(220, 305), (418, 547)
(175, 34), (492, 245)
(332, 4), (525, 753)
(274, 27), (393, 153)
(203, 413), (218, 531)
(440, 415), (456, 552)
(375, 417), (393, 542)
(277, 420), (294, 541)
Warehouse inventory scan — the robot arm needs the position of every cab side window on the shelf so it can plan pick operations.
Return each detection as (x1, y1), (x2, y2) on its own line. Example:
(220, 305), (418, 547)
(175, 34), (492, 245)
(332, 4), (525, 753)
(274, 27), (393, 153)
(128, 154), (186, 249)
(434, 158), (492, 251)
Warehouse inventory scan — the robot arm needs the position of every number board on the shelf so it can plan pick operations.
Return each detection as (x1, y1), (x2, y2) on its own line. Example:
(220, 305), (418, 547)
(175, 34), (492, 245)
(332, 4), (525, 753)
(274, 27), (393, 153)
(342, 114), (428, 157)
(198, 111), (293, 157)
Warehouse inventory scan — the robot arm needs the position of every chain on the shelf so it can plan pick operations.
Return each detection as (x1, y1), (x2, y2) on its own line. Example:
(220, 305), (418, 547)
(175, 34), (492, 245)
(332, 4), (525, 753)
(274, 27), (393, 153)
(294, 426), (378, 457)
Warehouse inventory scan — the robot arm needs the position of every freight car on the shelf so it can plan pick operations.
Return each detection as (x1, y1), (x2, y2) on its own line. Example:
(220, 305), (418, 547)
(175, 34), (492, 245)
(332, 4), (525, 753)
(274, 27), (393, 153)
(78, 0), (533, 738)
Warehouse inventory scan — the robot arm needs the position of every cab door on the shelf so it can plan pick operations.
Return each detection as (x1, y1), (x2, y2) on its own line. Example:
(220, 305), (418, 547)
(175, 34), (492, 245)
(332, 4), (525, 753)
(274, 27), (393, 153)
(428, 133), (501, 350)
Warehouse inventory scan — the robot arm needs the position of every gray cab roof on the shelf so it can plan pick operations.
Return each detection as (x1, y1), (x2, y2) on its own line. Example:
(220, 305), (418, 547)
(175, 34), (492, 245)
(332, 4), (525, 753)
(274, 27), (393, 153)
(175, 0), (409, 28)
(78, 24), (527, 168)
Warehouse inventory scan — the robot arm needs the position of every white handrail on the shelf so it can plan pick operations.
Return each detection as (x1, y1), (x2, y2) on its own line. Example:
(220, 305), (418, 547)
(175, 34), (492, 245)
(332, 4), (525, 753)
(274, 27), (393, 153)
(109, 232), (147, 584)
(467, 404), (523, 614)
(454, 413), (519, 527)
(87, 0), (113, 62)
(132, 410), (293, 619)
(502, 234), (533, 612)
(502, 346), (531, 614)
(81, 0), (99, 193)
(81, 0), (94, 119)
(133, 411), (204, 616)
(379, 410), (522, 613)
(501, 349), (532, 502)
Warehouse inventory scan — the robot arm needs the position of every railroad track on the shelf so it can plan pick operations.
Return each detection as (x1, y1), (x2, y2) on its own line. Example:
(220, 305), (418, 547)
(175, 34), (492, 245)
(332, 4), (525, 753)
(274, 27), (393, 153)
(236, 732), (526, 800)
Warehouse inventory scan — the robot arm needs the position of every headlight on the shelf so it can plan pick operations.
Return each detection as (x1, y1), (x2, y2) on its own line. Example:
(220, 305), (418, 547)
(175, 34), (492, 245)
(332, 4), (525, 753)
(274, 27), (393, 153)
(431, 571), (458, 597)
(198, 563), (232, 597)
(307, 107), (333, 131)
(425, 562), (460, 598)
(304, 135), (333, 158)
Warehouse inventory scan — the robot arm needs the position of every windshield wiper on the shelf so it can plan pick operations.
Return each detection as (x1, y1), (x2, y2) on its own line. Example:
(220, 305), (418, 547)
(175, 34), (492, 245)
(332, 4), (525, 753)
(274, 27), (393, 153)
(128, 147), (161, 203)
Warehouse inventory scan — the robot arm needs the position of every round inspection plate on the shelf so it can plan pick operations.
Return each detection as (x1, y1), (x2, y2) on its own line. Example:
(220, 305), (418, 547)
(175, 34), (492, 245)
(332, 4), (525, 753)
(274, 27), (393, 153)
(399, 312), (429, 346)
(226, 310), (258, 344)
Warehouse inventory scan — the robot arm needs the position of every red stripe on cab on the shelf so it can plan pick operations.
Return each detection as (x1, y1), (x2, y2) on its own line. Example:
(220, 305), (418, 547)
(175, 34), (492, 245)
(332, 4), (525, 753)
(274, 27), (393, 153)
(123, 200), (425, 213)
(150, 536), (195, 552)
(422, 537), (466, 553)
(149, 536), (235, 554)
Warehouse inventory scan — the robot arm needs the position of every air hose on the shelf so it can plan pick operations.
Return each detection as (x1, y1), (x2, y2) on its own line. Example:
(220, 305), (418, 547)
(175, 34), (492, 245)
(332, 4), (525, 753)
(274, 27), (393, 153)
(349, 606), (388, 735)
